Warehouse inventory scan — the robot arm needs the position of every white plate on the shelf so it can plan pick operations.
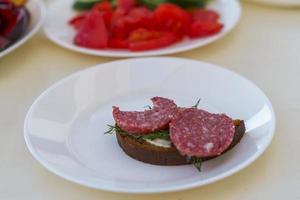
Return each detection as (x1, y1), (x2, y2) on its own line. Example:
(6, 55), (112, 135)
(0, 0), (46, 58)
(24, 57), (275, 193)
(245, 0), (300, 6)
(43, 0), (241, 57)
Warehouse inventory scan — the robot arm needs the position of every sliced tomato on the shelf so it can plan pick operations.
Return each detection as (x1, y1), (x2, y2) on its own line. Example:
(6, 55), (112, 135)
(69, 13), (87, 30)
(92, 1), (113, 12)
(70, 0), (223, 51)
(191, 9), (220, 22)
(154, 3), (191, 36)
(117, 0), (136, 11)
(75, 10), (108, 49)
(127, 6), (155, 29)
(188, 21), (223, 38)
(108, 38), (129, 49)
(188, 9), (223, 38)
(110, 6), (154, 39)
(129, 28), (177, 51)
(112, 7), (128, 19)
(102, 11), (113, 27)
(128, 6), (151, 17)
(128, 28), (161, 42)
(109, 7), (127, 38)
(110, 17), (129, 39)
(92, 2), (113, 28)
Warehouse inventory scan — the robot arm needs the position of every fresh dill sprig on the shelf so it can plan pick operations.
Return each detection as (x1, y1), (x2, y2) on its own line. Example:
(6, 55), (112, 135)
(104, 124), (169, 141)
(190, 157), (203, 171)
(144, 105), (152, 110)
(192, 98), (201, 108)
(142, 130), (170, 140)
(104, 124), (123, 134)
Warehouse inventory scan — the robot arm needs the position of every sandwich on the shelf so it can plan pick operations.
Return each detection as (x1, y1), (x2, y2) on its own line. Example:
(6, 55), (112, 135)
(105, 97), (245, 170)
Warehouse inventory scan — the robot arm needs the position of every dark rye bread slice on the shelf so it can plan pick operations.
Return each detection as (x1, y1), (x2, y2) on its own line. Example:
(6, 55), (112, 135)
(116, 120), (246, 165)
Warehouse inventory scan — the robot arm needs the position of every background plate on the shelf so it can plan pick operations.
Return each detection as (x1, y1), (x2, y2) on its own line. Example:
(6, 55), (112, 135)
(24, 57), (275, 193)
(246, 0), (300, 6)
(44, 0), (241, 57)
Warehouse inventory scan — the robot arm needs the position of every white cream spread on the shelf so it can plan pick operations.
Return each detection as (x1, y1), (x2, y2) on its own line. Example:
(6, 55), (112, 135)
(204, 142), (214, 153)
(145, 138), (171, 148)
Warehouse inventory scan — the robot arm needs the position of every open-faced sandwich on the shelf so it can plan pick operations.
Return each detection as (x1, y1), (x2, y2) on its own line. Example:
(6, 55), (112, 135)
(105, 97), (245, 171)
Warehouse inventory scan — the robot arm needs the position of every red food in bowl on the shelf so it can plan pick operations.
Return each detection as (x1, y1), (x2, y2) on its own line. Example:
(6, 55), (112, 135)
(0, 1), (30, 50)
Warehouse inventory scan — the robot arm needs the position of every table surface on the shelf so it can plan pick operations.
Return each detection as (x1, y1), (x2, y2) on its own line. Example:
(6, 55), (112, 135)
(1, 2), (300, 200)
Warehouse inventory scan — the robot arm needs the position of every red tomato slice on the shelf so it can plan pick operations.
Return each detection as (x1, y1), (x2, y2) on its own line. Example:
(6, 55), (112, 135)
(188, 21), (223, 38)
(154, 3), (191, 36)
(75, 10), (108, 49)
(69, 13), (87, 30)
(128, 6), (155, 29)
(92, 2), (113, 28)
(92, 1), (113, 12)
(128, 6), (153, 20)
(112, 7), (127, 19)
(108, 38), (129, 49)
(128, 28), (161, 42)
(128, 28), (177, 51)
(109, 7), (128, 38)
(117, 0), (136, 11)
(110, 6), (154, 39)
(110, 17), (130, 39)
(191, 9), (220, 22)
(102, 11), (113, 27)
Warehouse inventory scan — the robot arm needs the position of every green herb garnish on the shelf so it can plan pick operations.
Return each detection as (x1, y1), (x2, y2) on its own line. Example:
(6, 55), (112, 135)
(138, 0), (209, 9)
(168, 0), (208, 9)
(138, 0), (166, 9)
(73, 0), (101, 11)
(105, 124), (169, 142)
(105, 124), (143, 141)
(190, 156), (203, 171)
(104, 124), (123, 134)
(144, 105), (152, 110)
(142, 130), (170, 140)
(192, 98), (201, 108)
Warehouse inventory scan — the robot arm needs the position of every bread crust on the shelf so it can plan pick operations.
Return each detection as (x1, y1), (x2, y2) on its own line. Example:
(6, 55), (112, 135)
(116, 120), (246, 165)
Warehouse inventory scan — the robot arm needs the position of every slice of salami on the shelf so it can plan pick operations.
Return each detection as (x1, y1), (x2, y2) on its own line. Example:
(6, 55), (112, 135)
(170, 108), (235, 157)
(113, 97), (177, 135)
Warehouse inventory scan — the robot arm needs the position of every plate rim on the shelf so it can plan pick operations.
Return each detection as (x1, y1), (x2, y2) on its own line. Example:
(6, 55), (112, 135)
(0, 0), (46, 58)
(43, 0), (242, 58)
(24, 57), (276, 193)
(245, 0), (300, 7)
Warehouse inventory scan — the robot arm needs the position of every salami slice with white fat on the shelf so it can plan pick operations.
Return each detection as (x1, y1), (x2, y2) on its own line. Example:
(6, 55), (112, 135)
(170, 108), (235, 157)
(113, 97), (177, 135)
